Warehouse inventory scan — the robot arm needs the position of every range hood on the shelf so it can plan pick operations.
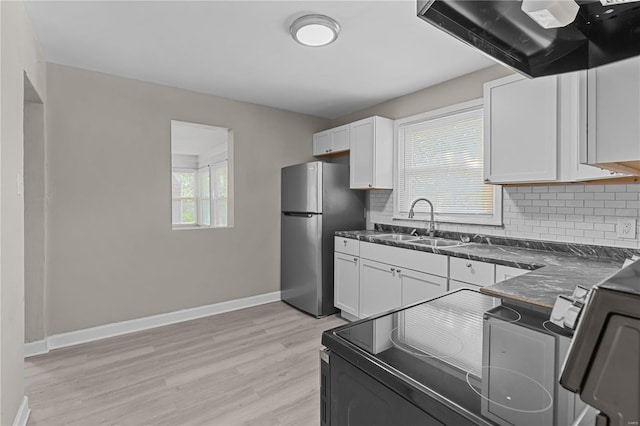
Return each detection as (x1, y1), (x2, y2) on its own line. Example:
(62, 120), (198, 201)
(418, 0), (640, 78)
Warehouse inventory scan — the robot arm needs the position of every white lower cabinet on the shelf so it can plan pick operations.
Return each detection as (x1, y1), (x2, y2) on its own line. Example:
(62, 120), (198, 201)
(359, 259), (402, 318)
(334, 252), (360, 318)
(495, 265), (529, 283)
(401, 269), (448, 306)
(449, 279), (481, 291)
(450, 257), (496, 287)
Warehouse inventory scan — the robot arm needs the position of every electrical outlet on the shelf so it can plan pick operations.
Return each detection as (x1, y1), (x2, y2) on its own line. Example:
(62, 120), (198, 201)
(617, 218), (637, 239)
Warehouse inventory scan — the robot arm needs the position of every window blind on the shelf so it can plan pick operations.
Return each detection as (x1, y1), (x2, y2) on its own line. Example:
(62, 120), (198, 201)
(397, 108), (493, 217)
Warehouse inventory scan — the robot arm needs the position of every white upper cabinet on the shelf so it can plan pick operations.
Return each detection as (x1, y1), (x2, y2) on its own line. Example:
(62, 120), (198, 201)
(484, 72), (625, 185)
(556, 72), (625, 182)
(584, 55), (640, 175)
(312, 124), (350, 156)
(484, 74), (559, 184)
(349, 116), (393, 189)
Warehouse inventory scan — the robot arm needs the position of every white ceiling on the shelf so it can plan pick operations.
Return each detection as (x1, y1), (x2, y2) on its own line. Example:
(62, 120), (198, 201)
(171, 121), (228, 156)
(24, 1), (496, 119)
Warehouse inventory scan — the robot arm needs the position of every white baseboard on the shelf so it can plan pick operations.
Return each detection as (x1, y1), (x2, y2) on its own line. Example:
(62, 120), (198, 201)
(24, 339), (49, 358)
(25, 291), (281, 356)
(13, 396), (30, 426)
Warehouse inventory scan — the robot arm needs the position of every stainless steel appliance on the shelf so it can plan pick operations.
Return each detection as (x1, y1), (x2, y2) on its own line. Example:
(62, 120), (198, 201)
(321, 290), (583, 425)
(417, 1), (640, 78)
(281, 161), (365, 317)
(560, 259), (640, 426)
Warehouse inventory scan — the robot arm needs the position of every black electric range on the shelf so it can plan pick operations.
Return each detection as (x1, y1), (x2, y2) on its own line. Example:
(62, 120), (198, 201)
(321, 289), (580, 426)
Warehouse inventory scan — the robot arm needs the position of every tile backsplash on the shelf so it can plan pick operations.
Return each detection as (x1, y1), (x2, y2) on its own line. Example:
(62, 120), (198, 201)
(367, 183), (640, 249)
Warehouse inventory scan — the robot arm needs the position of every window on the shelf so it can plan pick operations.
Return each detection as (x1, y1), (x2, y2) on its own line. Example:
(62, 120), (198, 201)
(171, 121), (234, 229)
(395, 99), (502, 226)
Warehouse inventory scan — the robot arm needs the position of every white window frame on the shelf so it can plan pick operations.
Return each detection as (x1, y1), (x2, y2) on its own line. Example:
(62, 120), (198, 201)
(172, 168), (199, 228)
(393, 99), (503, 226)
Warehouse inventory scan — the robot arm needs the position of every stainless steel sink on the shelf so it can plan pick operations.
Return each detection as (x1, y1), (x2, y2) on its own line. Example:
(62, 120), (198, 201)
(375, 234), (420, 242)
(376, 233), (467, 247)
(408, 237), (467, 248)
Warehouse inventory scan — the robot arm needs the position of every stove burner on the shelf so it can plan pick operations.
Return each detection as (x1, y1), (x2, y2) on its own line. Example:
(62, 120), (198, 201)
(465, 366), (553, 413)
(499, 305), (522, 323)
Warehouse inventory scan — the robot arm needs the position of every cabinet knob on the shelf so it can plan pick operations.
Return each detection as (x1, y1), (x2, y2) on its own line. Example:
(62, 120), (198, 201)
(396, 269), (402, 274)
(483, 178), (490, 182)
(325, 149), (330, 153)
(368, 184), (372, 188)
(466, 262), (472, 268)
(353, 258), (358, 263)
(610, 171), (616, 175)
(343, 240), (348, 245)
(390, 267), (396, 272)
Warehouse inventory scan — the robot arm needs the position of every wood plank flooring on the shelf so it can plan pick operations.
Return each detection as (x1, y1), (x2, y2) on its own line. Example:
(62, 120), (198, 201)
(25, 302), (346, 426)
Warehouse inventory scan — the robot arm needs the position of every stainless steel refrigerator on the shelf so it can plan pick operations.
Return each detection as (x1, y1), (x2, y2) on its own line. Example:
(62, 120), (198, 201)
(281, 161), (365, 317)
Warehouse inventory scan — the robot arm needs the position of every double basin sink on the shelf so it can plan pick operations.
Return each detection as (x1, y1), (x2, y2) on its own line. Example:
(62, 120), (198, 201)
(375, 233), (468, 248)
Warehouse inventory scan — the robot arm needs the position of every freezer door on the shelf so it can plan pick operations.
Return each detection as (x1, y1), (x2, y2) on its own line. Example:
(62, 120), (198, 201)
(281, 212), (323, 316)
(281, 162), (322, 213)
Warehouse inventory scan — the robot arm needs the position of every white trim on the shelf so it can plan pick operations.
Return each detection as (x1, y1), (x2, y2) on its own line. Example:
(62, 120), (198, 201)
(12, 397), (30, 426)
(24, 340), (49, 358)
(25, 291), (281, 355)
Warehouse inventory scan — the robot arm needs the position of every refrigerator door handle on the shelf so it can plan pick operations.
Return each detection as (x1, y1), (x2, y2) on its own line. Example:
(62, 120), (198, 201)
(283, 212), (314, 218)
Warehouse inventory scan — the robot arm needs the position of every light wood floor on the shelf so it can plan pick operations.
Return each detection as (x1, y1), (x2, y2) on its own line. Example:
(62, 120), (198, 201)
(25, 302), (346, 426)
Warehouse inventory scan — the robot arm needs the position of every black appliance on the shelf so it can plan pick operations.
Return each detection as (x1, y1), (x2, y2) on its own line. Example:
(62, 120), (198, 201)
(417, 1), (640, 78)
(321, 290), (585, 426)
(559, 259), (640, 426)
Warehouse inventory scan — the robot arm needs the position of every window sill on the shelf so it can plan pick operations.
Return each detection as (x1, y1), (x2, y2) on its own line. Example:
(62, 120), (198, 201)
(172, 225), (233, 231)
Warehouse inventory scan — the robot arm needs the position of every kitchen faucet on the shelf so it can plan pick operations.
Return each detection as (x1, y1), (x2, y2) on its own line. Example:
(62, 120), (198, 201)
(408, 198), (435, 237)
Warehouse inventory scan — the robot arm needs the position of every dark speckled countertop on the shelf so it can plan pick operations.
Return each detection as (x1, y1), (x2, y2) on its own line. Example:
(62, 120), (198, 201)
(336, 229), (626, 309)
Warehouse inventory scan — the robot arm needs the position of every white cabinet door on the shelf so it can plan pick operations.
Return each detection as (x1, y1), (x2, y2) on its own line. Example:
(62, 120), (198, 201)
(484, 74), (558, 183)
(450, 257), (496, 287)
(312, 125), (350, 156)
(449, 279), (481, 291)
(495, 265), (529, 283)
(334, 252), (360, 318)
(312, 131), (332, 156)
(350, 118), (375, 188)
(350, 116), (393, 189)
(359, 259), (401, 318)
(332, 125), (350, 153)
(558, 72), (627, 181)
(586, 55), (640, 174)
(400, 269), (447, 307)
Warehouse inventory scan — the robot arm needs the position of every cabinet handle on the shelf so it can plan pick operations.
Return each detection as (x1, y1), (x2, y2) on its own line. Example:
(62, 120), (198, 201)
(484, 178), (490, 182)
(466, 262), (472, 268)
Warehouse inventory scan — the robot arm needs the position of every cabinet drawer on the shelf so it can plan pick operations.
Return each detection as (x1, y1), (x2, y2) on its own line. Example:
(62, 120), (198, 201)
(450, 257), (495, 286)
(449, 279), (481, 291)
(335, 237), (359, 256)
(495, 265), (529, 283)
(360, 242), (447, 277)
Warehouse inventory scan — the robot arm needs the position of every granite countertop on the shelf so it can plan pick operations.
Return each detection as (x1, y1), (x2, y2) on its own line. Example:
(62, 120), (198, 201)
(335, 229), (625, 309)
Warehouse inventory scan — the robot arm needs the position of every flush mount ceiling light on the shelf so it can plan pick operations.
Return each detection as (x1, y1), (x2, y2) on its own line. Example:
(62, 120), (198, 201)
(290, 14), (340, 47)
(521, 0), (580, 29)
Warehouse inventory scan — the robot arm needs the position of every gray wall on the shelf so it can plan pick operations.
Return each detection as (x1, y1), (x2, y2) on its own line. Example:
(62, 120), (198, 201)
(45, 64), (329, 335)
(25, 100), (46, 343)
(1, 1), (47, 423)
(329, 65), (513, 126)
